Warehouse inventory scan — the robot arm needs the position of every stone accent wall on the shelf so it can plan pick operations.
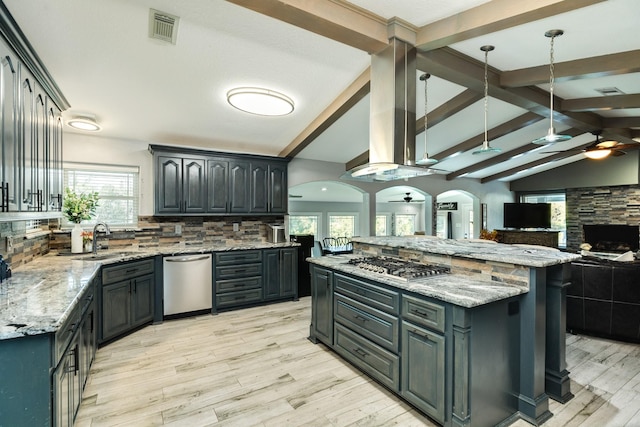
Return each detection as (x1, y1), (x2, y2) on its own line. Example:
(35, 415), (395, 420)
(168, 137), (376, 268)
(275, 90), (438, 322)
(566, 184), (640, 251)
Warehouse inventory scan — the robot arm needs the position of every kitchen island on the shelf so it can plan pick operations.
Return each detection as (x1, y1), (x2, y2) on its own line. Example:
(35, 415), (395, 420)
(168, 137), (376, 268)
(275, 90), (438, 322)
(0, 241), (298, 426)
(308, 236), (580, 427)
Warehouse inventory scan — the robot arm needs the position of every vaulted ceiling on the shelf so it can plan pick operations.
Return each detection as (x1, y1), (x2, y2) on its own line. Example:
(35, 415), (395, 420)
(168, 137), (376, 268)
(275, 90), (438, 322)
(4, 0), (640, 184)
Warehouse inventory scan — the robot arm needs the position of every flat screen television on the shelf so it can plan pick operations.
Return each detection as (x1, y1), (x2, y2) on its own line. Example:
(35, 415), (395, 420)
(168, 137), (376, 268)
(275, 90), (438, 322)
(503, 203), (551, 229)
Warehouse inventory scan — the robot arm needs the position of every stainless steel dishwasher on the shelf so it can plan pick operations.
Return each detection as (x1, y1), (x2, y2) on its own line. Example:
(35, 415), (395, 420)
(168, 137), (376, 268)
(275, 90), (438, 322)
(163, 253), (212, 316)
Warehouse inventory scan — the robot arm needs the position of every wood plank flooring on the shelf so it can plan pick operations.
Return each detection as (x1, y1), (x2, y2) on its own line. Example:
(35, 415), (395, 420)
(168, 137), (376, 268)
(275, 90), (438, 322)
(76, 298), (640, 426)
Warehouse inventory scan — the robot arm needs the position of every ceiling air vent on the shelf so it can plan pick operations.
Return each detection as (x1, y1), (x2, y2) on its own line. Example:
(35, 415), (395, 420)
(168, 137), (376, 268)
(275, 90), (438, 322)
(149, 9), (179, 44)
(595, 87), (625, 96)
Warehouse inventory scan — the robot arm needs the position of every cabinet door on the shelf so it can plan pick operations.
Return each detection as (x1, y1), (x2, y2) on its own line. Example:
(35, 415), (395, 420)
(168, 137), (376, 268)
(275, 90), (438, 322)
(48, 113), (63, 210)
(401, 321), (445, 424)
(34, 92), (46, 211)
(54, 348), (72, 427)
(183, 157), (206, 213)
(0, 52), (19, 211)
(156, 155), (182, 213)
(280, 248), (297, 297)
(249, 161), (268, 213)
(132, 273), (154, 326)
(269, 162), (287, 213)
(20, 75), (34, 211)
(81, 301), (96, 388)
(228, 160), (249, 212)
(102, 281), (132, 341)
(311, 267), (333, 345)
(263, 249), (280, 299)
(207, 158), (228, 213)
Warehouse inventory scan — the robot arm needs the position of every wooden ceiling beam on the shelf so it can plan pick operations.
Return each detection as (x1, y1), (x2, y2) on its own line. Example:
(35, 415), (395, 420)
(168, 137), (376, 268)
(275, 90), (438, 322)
(416, 89), (482, 133)
(602, 117), (640, 129)
(415, 0), (605, 52)
(446, 127), (584, 180)
(562, 94), (640, 112)
(279, 68), (370, 158)
(501, 50), (640, 87)
(432, 112), (544, 161)
(480, 140), (595, 183)
(225, 0), (389, 53)
(417, 48), (605, 132)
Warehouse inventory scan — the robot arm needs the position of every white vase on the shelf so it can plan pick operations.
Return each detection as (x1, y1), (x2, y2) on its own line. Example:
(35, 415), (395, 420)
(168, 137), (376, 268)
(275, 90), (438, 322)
(71, 223), (83, 253)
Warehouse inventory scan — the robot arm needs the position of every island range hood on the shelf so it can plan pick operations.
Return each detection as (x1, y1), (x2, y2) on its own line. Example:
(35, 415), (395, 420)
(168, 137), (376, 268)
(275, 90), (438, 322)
(342, 38), (434, 182)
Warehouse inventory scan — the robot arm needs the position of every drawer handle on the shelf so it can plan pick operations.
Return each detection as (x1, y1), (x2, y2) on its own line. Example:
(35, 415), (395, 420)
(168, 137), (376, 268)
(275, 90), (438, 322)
(410, 308), (432, 318)
(234, 296), (247, 300)
(353, 314), (368, 323)
(125, 269), (138, 274)
(165, 255), (210, 263)
(355, 288), (366, 296)
(353, 347), (368, 358)
(411, 329), (435, 342)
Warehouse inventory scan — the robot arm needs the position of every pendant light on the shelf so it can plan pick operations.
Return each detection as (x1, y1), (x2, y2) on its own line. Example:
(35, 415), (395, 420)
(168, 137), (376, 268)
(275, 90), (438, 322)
(473, 45), (501, 155)
(416, 73), (438, 166)
(532, 29), (572, 145)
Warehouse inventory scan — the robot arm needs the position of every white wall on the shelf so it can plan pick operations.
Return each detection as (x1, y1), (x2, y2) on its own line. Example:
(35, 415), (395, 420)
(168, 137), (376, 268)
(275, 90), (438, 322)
(289, 158), (514, 234)
(64, 133), (155, 215)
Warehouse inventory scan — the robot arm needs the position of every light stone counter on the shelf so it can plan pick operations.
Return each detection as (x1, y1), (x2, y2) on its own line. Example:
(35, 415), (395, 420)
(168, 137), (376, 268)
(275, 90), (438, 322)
(0, 242), (299, 341)
(352, 236), (580, 267)
(307, 254), (527, 308)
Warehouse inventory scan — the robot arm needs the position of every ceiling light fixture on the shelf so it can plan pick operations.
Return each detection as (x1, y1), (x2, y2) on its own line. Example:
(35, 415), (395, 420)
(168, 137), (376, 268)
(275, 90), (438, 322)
(416, 73), (438, 166)
(227, 87), (294, 116)
(473, 45), (501, 155)
(67, 115), (101, 132)
(532, 29), (572, 145)
(584, 149), (612, 160)
(584, 132), (612, 160)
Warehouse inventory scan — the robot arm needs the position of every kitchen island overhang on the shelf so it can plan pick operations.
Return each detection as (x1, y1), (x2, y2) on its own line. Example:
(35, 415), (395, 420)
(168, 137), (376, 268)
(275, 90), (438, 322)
(307, 236), (580, 427)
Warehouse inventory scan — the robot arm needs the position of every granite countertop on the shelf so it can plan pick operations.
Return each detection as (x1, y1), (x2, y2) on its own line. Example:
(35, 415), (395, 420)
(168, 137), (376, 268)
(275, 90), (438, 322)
(308, 254), (528, 308)
(0, 242), (300, 341)
(353, 236), (581, 267)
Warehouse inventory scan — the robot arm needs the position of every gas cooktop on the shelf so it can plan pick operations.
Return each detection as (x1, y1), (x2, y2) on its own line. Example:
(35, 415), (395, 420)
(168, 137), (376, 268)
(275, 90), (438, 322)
(347, 256), (450, 281)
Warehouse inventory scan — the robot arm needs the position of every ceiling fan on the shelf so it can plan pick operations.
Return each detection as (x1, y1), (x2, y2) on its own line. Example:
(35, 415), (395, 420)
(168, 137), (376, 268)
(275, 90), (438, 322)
(389, 192), (425, 203)
(546, 131), (640, 159)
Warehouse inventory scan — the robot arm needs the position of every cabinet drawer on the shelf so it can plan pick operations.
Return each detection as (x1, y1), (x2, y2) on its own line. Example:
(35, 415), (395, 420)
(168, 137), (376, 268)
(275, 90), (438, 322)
(216, 276), (262, 293)
(216, 288), (263, 307)
(54, 302), (81, 365)
(334, 293), (399, 352)
(102, 258), (154, 285)
(334, 323), (400, 391)
(215, 250), (262, 265)
(334, 273), (400, 314)
(216, 263), (261, 280)
(402, 295), (445, 333)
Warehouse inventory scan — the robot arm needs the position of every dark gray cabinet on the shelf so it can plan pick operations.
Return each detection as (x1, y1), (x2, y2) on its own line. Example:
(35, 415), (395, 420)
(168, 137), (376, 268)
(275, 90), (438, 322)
(156, 155), (206, 214)
(150, 144), (288, 215)
(310, 265), (333, 345)
(263, 247), (298, 300)
(100, 258), (155, 343)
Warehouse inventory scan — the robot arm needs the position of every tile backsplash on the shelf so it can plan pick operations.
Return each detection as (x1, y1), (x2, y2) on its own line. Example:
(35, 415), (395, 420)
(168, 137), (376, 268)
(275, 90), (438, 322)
(3, 216), (286, 269)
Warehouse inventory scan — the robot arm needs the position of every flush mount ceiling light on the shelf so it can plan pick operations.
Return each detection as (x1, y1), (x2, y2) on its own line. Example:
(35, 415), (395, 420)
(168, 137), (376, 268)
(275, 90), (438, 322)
(227, 87), (294, 116)
(473, 45), (501, 155)
(532, 29), (572, 145)
(416, 73), (438, 166)
(67, 115), (101, 132)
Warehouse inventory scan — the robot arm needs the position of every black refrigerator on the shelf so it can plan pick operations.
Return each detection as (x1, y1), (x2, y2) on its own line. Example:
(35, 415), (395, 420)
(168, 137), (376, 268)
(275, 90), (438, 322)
(290, 234), (314, 297)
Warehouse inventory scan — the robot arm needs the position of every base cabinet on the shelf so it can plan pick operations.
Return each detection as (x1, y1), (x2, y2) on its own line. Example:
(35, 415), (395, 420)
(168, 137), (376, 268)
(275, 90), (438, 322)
(100, 259), (155, 343)
(263, 248), (298, 300)
(310, 266), (333, 345)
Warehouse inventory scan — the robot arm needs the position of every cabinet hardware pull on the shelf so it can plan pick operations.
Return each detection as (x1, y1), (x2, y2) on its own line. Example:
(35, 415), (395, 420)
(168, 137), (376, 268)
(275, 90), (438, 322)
(410, 308), (431, 318)
(234, 295), (247, 300)
(355, 288), (366, 296)
(165, 255), (210, 263)
(353, 348), (368, 357)
(125, 269), (138, 274)
(73, 344), (79, 374)
(411, 329), (434, 342)
(353, 315), (368, 322)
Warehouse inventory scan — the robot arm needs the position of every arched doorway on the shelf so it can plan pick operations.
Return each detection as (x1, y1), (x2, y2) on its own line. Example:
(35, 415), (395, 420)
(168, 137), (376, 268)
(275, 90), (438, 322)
(376, 186), (432, 236)
(435, 190), (479, 239)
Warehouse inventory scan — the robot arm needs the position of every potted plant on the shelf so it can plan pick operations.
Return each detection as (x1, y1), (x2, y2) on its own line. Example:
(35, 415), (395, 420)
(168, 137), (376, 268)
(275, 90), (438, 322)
(63, 188), (99, 253)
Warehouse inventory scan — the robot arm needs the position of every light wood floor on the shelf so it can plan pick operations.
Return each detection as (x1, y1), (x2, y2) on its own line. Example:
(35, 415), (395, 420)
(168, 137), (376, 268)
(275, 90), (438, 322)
(76, 297), (640, 427)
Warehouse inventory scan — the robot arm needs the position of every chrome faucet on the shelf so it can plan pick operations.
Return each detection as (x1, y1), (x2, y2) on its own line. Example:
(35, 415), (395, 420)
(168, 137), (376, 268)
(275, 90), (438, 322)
(92, 222), (111, 255)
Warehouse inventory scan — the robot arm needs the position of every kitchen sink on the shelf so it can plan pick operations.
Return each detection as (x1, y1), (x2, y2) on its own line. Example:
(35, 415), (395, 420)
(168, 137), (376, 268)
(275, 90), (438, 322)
(72, 251), (141, 261)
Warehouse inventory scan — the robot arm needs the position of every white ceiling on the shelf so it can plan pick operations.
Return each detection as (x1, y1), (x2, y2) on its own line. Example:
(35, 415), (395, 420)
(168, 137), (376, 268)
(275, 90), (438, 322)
(4, 0), (640, 201)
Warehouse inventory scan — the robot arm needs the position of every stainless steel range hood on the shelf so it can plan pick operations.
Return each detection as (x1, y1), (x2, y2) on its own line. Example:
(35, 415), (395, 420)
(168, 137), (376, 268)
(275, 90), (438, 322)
(342, 38), (434, 182)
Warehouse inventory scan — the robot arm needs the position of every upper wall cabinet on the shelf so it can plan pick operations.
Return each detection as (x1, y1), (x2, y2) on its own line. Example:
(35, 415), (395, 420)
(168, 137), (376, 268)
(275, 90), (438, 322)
(0, 5), (69, 219)
(149, 145), (290, 216)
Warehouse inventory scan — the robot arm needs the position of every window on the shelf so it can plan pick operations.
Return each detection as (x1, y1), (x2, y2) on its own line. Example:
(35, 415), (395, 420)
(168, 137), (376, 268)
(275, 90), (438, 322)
(64, 163), (139, 228)
(289, 214), (320, 239)
(329, 214), (356, 238)
(394, 214), (415, 236)
(376, 214), (388, 236)
(520, 192), (566, 247)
